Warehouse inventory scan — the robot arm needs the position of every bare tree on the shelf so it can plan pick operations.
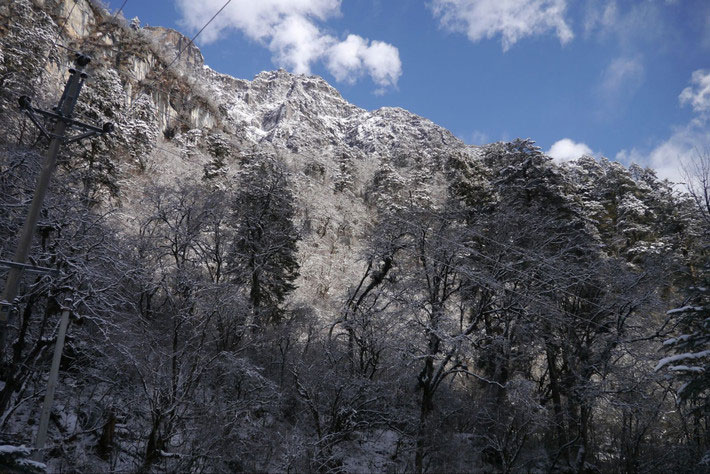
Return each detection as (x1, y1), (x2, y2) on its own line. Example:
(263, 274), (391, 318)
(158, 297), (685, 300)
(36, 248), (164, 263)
(682, 149), (710, 229)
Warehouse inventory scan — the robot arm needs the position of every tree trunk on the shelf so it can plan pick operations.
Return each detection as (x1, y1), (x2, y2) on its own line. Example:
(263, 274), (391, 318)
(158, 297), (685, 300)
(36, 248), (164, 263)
(97, 410), (116, 460)
(415, 316), (438, 474)
(545, 344), (569, 466)
(141, 411), (164, 473)
(415, 385), (434, 474)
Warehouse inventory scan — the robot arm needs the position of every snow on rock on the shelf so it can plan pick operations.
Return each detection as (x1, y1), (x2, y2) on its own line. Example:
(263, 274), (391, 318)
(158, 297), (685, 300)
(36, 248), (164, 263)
(198, 66), (469, 159)
(663, 334), (692, 346)
(668, 365), (705, 373)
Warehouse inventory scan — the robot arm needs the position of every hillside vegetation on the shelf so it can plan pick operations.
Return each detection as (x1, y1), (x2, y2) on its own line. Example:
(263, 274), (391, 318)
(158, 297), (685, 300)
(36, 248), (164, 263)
(0, 1), (709, 472)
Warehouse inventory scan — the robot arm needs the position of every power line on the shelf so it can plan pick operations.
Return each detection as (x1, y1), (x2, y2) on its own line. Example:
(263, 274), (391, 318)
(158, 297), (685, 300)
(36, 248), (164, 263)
(163, 0), (232, 73)
(52, 0), (81, 55)
(55, 0), (128, 54)
(57, 0), (80, 36)
(125, 0), (233, 116)
(40, 0), (231, 121)
(113, 0), (129, 19)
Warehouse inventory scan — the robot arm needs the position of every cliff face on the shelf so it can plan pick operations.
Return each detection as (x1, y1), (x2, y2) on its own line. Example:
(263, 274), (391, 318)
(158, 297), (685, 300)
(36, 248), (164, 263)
(0, 0), (478, 314)
(199, 67), (465, 157)
(3, 0), (468, 156)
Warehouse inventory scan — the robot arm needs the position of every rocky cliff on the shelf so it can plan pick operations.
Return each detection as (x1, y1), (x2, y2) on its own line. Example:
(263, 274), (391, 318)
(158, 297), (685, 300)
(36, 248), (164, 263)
(0, 0), (478, 315)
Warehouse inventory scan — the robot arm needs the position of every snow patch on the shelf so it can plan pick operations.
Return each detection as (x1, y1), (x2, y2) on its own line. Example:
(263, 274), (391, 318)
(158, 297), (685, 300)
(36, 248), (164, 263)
(0, 445), (32, 455)
(655, 350), (710, 371)
(663, 334), (692, 346)
(668, 365), (705, 373)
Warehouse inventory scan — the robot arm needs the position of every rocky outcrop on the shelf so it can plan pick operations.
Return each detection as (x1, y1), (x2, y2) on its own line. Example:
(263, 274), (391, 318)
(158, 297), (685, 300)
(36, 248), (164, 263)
(200, 67), (470, 159)
(144, 26), (204, 71)
(0, 0), (479, 314)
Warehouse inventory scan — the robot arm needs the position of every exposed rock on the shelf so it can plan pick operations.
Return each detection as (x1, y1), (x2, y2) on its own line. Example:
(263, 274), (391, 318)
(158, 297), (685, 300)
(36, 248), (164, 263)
(58, 0), (95, 39)
(144, 26), (204, 71)
(199, 67), (469, 159)
(0, 0), (478, 315)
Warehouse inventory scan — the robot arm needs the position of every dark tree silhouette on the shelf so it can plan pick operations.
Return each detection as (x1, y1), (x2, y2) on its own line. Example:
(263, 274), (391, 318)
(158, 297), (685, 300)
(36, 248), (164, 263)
(230, 156), (300, 328)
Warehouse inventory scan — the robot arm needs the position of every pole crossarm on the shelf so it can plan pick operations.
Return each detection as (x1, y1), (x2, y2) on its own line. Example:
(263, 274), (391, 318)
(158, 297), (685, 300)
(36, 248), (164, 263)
(19, 99), (52, 140)
(0, 52), (113, 344)
(18, 96), (112, 144)
(0, 259), (60, 276)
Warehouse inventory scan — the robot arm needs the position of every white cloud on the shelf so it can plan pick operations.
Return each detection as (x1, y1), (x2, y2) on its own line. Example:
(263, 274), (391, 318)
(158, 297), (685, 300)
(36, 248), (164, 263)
(547, 138), (594, 162)
(679, 69), (710, 114)
(360, 41), (402, 90)
(177, 0), (340, 43)
(430, 0), (573, 51)
(175, 0), (401, 90)
(470, 130), (489, 145)
(615, 123), (704, 184)
(325, 35), (402, 89)
(583, 1), (669, 47)
(583, 1), (618, 38)
(326, 34), (367, 84)
(269, 15), (331, 74)
(585, 1), (674, 113)
(615, 70), (710, 183)
(599, 56), (645, 101)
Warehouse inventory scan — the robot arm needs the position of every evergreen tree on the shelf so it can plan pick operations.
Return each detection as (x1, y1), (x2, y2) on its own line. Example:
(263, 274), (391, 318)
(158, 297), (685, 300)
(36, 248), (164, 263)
(230, 157), (300, 327)
(658, 151), (710, 412)
(658, 268), (710, 407)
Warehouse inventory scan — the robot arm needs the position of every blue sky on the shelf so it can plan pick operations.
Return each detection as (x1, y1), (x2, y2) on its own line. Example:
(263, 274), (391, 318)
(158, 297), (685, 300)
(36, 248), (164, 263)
(105, 0), (710, 180)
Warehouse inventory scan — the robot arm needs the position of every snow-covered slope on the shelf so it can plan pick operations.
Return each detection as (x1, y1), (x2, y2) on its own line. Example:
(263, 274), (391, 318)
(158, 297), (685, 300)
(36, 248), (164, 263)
(200, 66), (467, 158)
(1, 0), (479, 316)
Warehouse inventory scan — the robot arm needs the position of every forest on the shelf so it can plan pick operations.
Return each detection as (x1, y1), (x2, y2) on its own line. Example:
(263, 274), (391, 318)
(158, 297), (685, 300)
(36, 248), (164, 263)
(1, 0), (710, 473)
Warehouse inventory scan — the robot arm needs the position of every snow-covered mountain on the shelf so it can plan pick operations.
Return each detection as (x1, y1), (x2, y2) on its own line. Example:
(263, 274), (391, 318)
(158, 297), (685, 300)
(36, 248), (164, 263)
(200, 67), (466, 158)
(0, 0), (479, 314)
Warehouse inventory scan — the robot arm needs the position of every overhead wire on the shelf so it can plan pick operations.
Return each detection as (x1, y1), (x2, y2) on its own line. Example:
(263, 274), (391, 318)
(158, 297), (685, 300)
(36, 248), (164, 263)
(25, 0), (644, 325)
(51, 0), (83, 55)
(124, 0), (233, 116)
(38, 0), (231, 118)
(113, 0), (129, 19)
(21, 0), (231, 147)
(54, 0), (130, 55)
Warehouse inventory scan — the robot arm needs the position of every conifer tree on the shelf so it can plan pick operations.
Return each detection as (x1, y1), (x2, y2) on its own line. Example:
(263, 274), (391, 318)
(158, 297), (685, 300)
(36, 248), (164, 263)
(230, 157), (300, 327)
(658, 151), (710, 410)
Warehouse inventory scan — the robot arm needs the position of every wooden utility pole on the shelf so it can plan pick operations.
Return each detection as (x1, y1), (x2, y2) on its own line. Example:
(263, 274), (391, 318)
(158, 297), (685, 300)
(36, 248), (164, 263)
(32, 303), (71, 462)
(0, 53), (113, 461)
(0, 53), (112, 357)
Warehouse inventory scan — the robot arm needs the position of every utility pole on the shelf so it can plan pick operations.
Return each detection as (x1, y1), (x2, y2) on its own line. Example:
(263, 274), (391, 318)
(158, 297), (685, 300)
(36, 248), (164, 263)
(32, 302), (71, 463)
(0, 53), (112, 357)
